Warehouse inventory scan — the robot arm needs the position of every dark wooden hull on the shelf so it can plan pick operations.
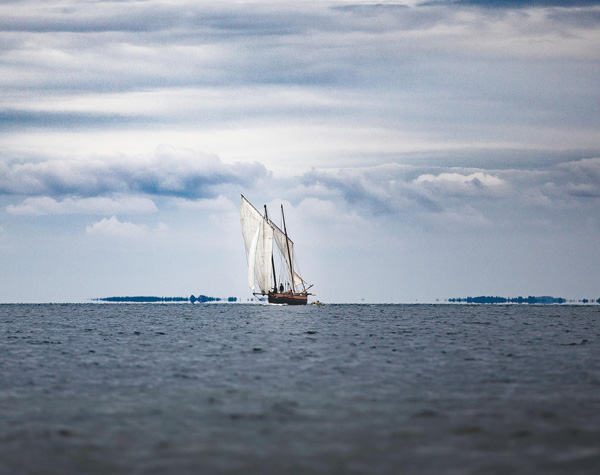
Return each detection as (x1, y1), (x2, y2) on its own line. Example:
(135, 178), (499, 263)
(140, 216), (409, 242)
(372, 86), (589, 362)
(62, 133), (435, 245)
(268, 292), (308, 305)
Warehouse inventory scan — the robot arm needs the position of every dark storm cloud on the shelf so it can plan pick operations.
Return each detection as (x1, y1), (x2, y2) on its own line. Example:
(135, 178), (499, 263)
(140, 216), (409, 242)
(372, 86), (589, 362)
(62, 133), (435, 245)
(0, 147), (268, 199)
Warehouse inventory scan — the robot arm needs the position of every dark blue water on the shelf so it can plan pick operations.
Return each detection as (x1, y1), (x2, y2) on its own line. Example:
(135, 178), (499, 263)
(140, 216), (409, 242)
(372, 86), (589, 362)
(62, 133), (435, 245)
(1, 304), (599, 474)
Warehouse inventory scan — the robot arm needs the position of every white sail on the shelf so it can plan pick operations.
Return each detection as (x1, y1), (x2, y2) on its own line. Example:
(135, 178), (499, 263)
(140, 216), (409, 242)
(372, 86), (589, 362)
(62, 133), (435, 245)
(271, 228), (307, 290)
(240, 196), (273, 294)
(270, 222), (297, 287)
(293, 270), (307, 287)
(247, 227), (260, 290)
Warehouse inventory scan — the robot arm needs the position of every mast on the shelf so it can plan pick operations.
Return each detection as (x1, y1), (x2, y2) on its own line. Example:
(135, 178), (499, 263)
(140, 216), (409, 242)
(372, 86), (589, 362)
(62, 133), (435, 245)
(281, 204), (295, 292)
(264, 205), (277, 291)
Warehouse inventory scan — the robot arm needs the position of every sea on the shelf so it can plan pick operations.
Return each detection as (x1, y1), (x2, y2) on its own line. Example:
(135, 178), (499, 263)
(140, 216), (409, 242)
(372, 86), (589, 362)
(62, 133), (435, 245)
(1, 303), (599, 474)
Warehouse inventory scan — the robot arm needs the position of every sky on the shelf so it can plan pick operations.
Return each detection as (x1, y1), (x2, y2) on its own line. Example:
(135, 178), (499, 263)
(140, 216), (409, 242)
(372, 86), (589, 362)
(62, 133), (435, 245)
(1, 0), (599, 303)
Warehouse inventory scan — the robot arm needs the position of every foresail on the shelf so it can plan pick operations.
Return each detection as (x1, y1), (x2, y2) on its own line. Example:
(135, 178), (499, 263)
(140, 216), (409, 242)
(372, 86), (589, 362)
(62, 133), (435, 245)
(240, 196), (273, 293)
(247, 227), (260, 291)
(240, 196), (262, 254)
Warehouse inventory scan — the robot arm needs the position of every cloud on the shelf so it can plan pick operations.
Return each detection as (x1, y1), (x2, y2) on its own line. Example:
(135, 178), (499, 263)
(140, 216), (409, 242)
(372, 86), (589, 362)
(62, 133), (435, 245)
(1, 0), (598, 166)
(301, 165), (417, 216)
(3, 0), (598, 101)
(0, 109), (148, 131)
(424, 1), (600, 7)
(553, 157), (600, 200)
(0, 146), (268, 199)
(547, 8), (600, 29)
(412, 172), (508, 197)
(557, 157), (600, 183)
(171, 195), (236, 213)
(6, 195), (157, 216)
(0, 2), (352, 95)
(301, 165), (506, 217)
(295, 156), (600, 233)
(562, 183), (600, 199)
(295, 196), (368, 231)
(0, 2), (317, 36)
(85, 216), (160, 239)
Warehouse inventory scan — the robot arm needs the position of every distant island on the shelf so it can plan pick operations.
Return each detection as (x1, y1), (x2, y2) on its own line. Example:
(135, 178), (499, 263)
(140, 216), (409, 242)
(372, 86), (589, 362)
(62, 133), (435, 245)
(447, 296), (600, 304)
(189, 295), (237, 303)
(94, 295), (238, 303)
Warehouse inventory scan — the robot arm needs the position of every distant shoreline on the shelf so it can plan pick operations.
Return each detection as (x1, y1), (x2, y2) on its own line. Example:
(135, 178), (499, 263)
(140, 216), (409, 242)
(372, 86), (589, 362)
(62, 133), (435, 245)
(93, 296), (189, 303)
(93, 295), (239, 303)
(88, 295), (600, 305)
(447, 295), (600, 305)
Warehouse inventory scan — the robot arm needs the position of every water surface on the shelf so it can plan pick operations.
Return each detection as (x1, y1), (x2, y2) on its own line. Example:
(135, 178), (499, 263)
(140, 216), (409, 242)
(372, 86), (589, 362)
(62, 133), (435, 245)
(1, 304), (599, 474)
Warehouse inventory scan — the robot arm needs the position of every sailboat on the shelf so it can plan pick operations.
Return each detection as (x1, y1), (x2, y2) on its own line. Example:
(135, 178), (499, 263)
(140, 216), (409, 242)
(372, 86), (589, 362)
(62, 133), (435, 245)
(240, 195), (313, 305)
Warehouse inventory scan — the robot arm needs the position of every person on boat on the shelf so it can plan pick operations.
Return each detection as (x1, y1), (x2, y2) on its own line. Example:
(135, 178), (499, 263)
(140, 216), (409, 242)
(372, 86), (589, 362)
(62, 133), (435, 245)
(279, 283), (284, 293)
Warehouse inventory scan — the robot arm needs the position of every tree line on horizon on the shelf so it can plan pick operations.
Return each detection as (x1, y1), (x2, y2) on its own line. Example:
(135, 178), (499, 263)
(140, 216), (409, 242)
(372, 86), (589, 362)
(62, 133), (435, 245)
(94, 295), (238, 303)
(447, 296), (600, 304)
(94, 296), (189, 303)
(190, 295), (237, 303)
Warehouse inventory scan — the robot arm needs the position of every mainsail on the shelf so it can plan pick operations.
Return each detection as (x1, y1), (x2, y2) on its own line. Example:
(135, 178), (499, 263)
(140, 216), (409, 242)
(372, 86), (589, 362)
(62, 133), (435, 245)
(240, 195), (306, 294)
(270, 220), (305, 289)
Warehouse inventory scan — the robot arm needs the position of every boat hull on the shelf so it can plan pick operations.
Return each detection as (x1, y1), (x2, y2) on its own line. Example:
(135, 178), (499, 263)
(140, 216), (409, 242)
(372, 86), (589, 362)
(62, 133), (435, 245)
(268, 292), (308, 305)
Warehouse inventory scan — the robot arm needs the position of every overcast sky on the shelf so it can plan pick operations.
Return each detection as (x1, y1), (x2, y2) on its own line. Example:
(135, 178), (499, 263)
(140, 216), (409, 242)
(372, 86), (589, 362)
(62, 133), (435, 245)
(1, 0), (599, 303)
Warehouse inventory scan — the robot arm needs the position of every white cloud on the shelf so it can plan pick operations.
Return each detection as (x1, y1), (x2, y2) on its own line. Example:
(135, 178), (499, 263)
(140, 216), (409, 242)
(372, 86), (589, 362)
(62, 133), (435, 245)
(85, 216), (150, 239)
(6, 195), (157, 215)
